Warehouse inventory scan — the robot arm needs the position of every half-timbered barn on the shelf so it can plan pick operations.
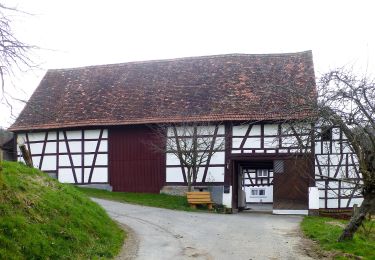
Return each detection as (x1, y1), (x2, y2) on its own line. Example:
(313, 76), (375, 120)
(9, 50), (362, 214)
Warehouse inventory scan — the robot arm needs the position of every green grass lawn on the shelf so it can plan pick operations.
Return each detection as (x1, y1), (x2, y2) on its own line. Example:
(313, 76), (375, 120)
(77, 187), (203, 211)
(0, 161), (124, 260)
(301, 216), (375, 259)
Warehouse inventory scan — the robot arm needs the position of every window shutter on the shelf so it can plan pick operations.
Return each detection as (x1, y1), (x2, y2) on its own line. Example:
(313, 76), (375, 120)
(274, 160), (284, 173)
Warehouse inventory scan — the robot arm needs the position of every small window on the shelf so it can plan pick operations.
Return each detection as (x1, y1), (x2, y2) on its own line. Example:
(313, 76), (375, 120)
(251, 189), (265, 196)
(321, 126), (332, 141)
(257, 169), (268, 178)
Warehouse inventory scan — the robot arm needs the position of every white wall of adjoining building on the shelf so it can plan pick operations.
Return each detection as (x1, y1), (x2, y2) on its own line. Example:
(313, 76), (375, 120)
(314, 126), (363, 208)
(17, 129), (108, 184)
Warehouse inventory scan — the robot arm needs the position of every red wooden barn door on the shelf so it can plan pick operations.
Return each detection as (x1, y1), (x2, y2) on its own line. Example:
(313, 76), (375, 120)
(109, 126), (165, 193)
(273, 156), (313, 210)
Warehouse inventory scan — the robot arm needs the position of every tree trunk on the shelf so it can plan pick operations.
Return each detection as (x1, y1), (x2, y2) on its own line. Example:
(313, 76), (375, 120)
(187, 168), (192, 192)
(19, 144), (33, 167)
(338, 192), (375, 241)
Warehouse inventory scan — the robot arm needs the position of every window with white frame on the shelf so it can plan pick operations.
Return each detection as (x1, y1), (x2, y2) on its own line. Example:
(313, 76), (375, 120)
(251, 189), (266, 196)
(257, 169), (268, 178)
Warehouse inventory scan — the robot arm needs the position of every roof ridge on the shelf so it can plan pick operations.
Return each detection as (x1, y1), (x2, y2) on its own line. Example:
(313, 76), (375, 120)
(48, 50), (313, 72)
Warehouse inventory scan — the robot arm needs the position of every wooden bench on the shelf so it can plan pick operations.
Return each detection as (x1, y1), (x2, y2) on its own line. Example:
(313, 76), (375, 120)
(186, 192), (214, 209)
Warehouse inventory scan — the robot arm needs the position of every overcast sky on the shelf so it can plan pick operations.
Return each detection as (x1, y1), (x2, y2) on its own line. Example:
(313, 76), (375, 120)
(1, 0), (374, 128)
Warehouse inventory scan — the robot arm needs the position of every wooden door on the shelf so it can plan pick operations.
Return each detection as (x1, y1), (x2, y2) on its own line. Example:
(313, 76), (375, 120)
(273, 156), (313, 210)
(109, 125), (166, 193)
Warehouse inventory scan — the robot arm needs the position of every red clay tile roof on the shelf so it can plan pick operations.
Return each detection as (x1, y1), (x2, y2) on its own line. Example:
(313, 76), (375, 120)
(9, 51), (316, 131)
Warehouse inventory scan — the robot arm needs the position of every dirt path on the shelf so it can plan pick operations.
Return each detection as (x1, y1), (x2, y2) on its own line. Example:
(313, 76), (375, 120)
(93, 198), (315, 260)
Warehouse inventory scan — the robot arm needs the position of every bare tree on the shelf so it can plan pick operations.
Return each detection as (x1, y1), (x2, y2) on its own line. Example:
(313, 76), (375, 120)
(317, 69), (374, 241)
(269, 67), (374, 241)
(152, 122), (224, 192)
(0, 3), (35, 115)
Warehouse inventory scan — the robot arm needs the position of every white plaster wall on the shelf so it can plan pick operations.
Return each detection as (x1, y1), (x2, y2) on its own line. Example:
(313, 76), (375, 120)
(327, 199), (339, 208)
(166, 166), (225, 183)
(167, 127), (175, 137)
(281, 123), (311, 136)
(84, 141), (98, 152)
(69, 141), (81, 153)
(232, 123), (308, 152)
(264, 124), (278, 136)
(47, 131), (57, 140)
(349, 198), (363, 207)
(99, 140), (108, 152)
(315, 141), (321, 154)
(205, 167), (225, 182)
(17, 133), (26, 144)
(332, 128), (340, 139)
(319, 199), (326, 208)
(166, 167), (185, 182)
(222, 186), (232, 208)
(59, 142), (68, 153)
(66, 130), (81, 139)
(343, 143), (353, 153)
(85, 129), (100, 139)
(245, 186), (273, 203)
(96, 154), (108, 165)
(41, 156), (57, 171)
(28, 132), (45, 142)
(166, 153), (180, 166)
(59, 168), (76, 183)
(101, 129), (108, 138)
(91, 168), (108, 182)
(84, 169), (90, 183)
(315, 129), (362, 209)
(249, 125), (261, 136)
(210, 152), (225, 164)
(281, 124), (293, 135)
(195, 168), (205, 183)
(264, 137), (278, 148)
(332, 141), (341, 154)
(281, 135), (298, 147)
(232, 124), (262, 137)
(231, 138), (242, 149)
(84, 154), (94, 166)
(165, 125), (225, 184)
(32, 156), (41, 168)
(232, 125), (248, 136)
(71, 154), (82, 167)
(29, 143), (43, 154)
(45, 142), (57, 154)
(168, 126), (222, 137)
(308, 187), (319, 209)
(214, 136), (225, 148)
(243, 138), (261, 149)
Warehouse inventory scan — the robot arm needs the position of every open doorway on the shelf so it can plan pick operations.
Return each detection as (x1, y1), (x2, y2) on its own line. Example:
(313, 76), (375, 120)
(232, 156), (312, 214)
(237, 161), (274, 212)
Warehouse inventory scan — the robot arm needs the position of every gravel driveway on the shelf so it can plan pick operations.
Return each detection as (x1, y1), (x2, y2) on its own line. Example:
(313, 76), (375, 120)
(93, 198), (313, 260)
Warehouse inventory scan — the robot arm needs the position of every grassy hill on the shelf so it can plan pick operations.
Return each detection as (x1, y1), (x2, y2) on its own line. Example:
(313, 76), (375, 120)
(0, 161), (124, 259)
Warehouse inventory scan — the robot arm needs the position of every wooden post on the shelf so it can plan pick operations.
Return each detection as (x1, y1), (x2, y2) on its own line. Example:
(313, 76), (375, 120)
(352, 204), (358, 216)
(0, 148), (3, 163)
(19, 144), (33, 167)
